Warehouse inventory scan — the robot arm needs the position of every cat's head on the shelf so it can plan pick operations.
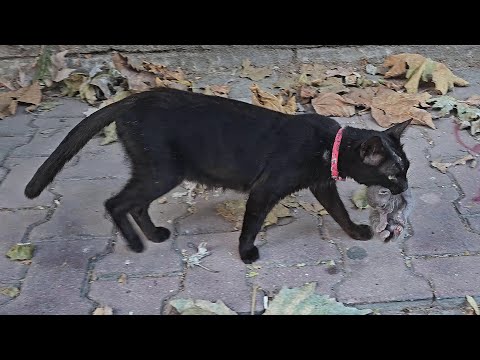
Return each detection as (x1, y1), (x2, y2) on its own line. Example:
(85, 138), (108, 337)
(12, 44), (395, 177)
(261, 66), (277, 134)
(349, 120), (411, 195)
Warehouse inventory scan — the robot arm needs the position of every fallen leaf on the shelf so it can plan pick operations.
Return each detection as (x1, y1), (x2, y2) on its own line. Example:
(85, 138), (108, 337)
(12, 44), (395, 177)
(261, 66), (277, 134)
(430, 154), (475, 173)
(427, 96), (480, 129)
(79, 82), (98, 105)
(158, 197), (168, 204)
(365, 64), (378, 75)
(118, 273), (128, 285)
(204, 85), (230, 98)
(311, 92), (356, 117)
(299, 85), (318, 103)
(240, 59), (272, 81)
(143, 62), (191, 85)
(172, 191), (188, 198)
(168, 299), (237, 315)
(0, 78), (15, 90)
(216, 199), (292, 229)
(370, 87), (434, 128)
(462, 95), (480, 107)
(50, 50), (75, 83)
(325, 67), (357, 78)
(273, 74), (302, 91)
(313, 77), (349, 94)
(298, 200), (328, 216)
(300, 63), (328, 81)
(0, 287), (20, 298)
(246, 271), (259, 278)
(466, 295), (479, 315)
(62, 73), (88, 97)
(181, 241), (216, 272)
(343, 87), (379, 110)
(352, 185), (369, 209)
(112, 52), (157, 92)
(93, 305), (113, 315)
(100, 122), (118, 145)
(250, 84), (297, 114)
(383, 53), (469, 95)
(16, 82), (42, 106)
(264, 282), (372, 315)
(6, 243), (35, 261)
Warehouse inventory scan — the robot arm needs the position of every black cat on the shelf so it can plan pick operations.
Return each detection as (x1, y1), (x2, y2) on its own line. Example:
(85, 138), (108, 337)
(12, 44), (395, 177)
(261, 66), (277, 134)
(25, 88), (410, 263)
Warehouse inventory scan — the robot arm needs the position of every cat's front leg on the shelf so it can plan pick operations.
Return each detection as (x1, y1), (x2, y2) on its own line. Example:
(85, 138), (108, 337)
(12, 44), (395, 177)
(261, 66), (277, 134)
(310, 181), (373, 240)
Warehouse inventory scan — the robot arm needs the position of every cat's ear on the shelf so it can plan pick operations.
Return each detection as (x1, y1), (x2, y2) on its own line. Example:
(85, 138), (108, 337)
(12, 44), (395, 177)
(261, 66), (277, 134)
(384, 120), (412, 139)
(360, 136), (385, 166)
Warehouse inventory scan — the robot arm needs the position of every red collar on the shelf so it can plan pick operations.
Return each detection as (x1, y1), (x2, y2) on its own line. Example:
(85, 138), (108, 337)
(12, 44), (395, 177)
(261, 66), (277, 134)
(331, 128), (345, 181)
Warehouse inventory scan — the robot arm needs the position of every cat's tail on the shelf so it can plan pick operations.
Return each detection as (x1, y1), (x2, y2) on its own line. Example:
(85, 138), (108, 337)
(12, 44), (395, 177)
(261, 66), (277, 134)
(25, 97), (134, 199)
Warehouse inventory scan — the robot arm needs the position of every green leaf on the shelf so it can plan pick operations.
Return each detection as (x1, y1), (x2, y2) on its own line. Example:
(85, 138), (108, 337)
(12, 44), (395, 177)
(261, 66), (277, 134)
(168, 299), (237, 315)
(6, 243), (35, 261)
(0, 287), (20, 298)
(101, 122), (118, 145)
(264, 283), (372, 315)
(352, 185), (369, 209)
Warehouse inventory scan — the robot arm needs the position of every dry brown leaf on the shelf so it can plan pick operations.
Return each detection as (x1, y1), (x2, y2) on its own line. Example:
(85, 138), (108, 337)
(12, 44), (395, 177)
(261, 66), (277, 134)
(462, 95), (480, 107)
(343, 87), (380, 110)
(0, 82), (42, 119)
(273, 74), (301, 91)
(301, 63), (328, 81)
(204, 85), (230, 98)
(16, 82), (42, 106)
(0, 78), (15, 91)
(370, 87), (434, 128)
(383, 53), (469, 95)
(313, 77), (349, 94)
(311, 93), (356, 117)
(216, 199), (292, 229)
(298, 200), (328, 216)
(240, 59), (272, 81)
(112, 52), (157, 92)
(93, 305), (113, 315)
(250, 84), (296, 114)
(466, 295), (479, 315)
(325, 67), (357, 78)
(430, 154), (475, 173)
(118, 273), (128, 285)
(300, 85), (318, 103)
(50, 50), (75, 83)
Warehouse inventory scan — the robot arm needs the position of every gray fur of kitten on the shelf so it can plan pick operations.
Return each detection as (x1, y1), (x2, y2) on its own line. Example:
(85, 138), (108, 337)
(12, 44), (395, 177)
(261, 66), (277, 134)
(366, 185), (413, 241)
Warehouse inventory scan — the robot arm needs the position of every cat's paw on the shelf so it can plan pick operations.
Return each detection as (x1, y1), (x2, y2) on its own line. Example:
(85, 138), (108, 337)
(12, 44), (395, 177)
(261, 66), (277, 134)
(349, 224), (374, 241)
(149, 227), (171, 243)
(127, 239), (145, 253)
(240, 246), (260, 264)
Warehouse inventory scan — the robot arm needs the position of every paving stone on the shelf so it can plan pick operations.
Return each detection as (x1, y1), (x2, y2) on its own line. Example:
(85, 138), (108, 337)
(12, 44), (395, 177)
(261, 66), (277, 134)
(0, 157), (55, 208)
(11, 119), (81, 157)
(89, 276), (180, 315)
(259, 217), (337, 267)
(173, 232), (259, 314)
(251, 264), (343, 299)
(0, 210), (47, 282)
(93, 233), (182, 277)
(322, 216), (432, 304)
(450, 165), (480, 216)
(30, 179), (124, 239)
(35, 98), (90, 118)
(405, 187), (480, 255)
(0, 238), (105, 314)
(0, 137), (29, 163)
(177, 190), (246, 235)
(0, 111), (35, 137)
(58, 139), (130, 180)
(412, 255), (480, 299)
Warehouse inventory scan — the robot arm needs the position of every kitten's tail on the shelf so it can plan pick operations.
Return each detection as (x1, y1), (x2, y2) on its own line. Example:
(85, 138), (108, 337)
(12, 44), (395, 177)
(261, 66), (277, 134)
(25, 97), (133, 199)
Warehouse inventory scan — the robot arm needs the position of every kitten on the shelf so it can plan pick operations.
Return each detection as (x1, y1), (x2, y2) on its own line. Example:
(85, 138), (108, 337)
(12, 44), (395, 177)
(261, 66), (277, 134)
(25, 88), (411, 263)
(367, 185), (413, 241)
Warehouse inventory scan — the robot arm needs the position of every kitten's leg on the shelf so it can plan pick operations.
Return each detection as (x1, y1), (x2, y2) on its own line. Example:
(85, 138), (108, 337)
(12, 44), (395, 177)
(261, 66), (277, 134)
(310, 181), (373, 240)
(238, 190), (281, 264)
(130, 205), (171, 243)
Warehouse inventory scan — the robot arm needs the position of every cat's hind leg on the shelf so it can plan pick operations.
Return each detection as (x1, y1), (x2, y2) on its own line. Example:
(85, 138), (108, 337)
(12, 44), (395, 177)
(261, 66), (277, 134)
(105, 175), (181, 252)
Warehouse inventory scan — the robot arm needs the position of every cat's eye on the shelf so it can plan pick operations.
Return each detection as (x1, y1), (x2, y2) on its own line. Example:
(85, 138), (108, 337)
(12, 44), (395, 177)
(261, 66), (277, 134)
(388, 175), (396, 181)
